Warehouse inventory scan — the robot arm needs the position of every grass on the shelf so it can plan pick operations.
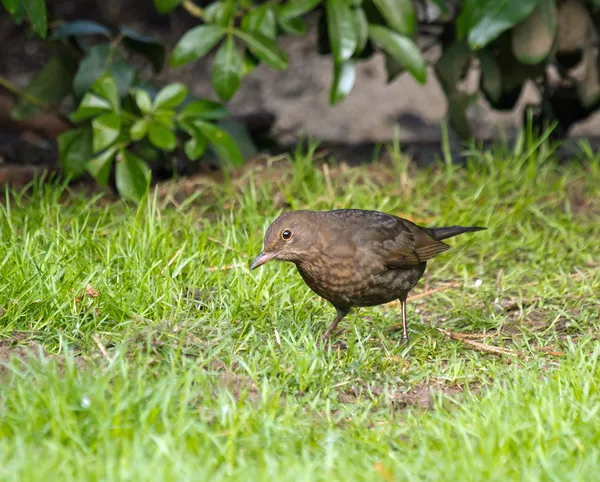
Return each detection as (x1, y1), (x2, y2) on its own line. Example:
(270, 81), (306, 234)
(0, 135), (599, 480)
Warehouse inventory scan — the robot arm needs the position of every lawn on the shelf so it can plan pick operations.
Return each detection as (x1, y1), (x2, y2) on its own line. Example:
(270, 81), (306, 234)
(0, 137), (599, 480)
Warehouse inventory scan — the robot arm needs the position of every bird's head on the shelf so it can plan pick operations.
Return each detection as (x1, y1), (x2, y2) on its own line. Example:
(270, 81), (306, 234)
(250, 211), (318, 270)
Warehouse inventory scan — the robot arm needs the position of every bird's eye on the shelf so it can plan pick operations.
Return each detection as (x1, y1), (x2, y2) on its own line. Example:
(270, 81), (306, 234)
(281, 229), (292, 240)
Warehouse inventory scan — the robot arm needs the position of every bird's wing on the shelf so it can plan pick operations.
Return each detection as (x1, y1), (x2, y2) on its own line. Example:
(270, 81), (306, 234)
(355, 216), (450, 268)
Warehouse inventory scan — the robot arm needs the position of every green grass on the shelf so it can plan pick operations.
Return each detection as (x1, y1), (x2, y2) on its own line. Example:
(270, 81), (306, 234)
(0, 136), (599, 480)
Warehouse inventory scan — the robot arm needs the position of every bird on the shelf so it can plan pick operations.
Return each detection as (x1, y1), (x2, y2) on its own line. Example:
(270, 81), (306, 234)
(250, 209), (486, 346)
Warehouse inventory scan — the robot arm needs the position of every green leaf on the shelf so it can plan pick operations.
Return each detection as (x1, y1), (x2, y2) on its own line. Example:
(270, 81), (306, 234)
(277, 16), (307, 35)
(184, 132), (208, 160)
(121, 27), (166, 73)
(3, 0), (20, 14)
(511, 0), (557, 65)
(278, 0), (321, 19)
(73, 44), (110, 98)
(353, 7), (369, 54)
(130, 118), (150, 141)
(22, 0), (47, 37)
(109, 61), (136, 99)
(86, 147), (117, 186)
(8, 1), (25, 24)
(467, 0), (538, 50)
(233, 30), (288, 70)
(71, 93), (113, 121)
(242, 4), (277, 39)
(368, 24), (426, 83)
(91, 74), (120, 110)
(53, 20), (112, 39)
(115, 149), (151, 204)
(326, 0), (358, 63)
(148, 122), (177, 151)
(212, 35), (244, 102)
(11, 55), (77, 120)
(372, 0), (416, 36)
(330, 61), (356, 104)
(135, 89), (153, 113)
(204, 1), (236, 27)
(179, 100), (229, 120)
(434, 41), (472, 93)
(169, 25), (226, 67)
(57, 127), (94, 178)
(194, 120), (244, 166)
(478, 49), (502, 104)
(153, 83), (188, 110)
(92, 112), (121, 152)
(154, 0), (182, 14)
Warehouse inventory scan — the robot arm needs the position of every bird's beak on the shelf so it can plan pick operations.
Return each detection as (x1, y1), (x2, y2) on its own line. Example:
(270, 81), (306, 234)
(250, 251), (275, 270)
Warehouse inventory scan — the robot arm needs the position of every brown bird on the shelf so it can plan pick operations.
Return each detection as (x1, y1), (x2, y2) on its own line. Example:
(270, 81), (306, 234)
(250, 209), (485, 346)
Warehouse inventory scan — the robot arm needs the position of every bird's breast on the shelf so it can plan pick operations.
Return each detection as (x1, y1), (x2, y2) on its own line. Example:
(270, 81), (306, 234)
(295, 253), (425, 308)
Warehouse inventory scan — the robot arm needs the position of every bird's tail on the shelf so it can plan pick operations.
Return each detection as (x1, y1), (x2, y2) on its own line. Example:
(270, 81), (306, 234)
(428, 225), (486, 241)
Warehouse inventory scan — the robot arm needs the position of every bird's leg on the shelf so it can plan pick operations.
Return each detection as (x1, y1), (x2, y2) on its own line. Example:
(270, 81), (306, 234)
(399, 294), (409, 344)
(318, 308), (348, 347)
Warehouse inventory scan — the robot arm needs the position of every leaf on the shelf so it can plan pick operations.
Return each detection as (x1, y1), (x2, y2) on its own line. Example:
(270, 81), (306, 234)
(233, 30), (288, 70)
(330, 61), (356, 104)
(384, 52), (404, 83)
(130, 118), (150, 141)
(73, 44), (110, 98)
(115, 149), (151, 204)
(511, 0), (557, 65)
(478, 49), (502, 103)
(194, 120), (244, 166)
(86, 146), (117, 185)
(467, 0), (538, 50)
(278, 0), (321, 19)
(71, 93), (113, 121)
(212, 35), (244, 102)
(121, 26), (166, 73)
(109, 61), (136, 99)
(11, 55), (77, 120)
(8, 1), (25, 24)
(57, 127), (94, 178)
(447, 91), (477, 139)
(368, 25), (426, 83)
(169, 25), (226, 67)
(372, 0), (416, 36)
(179, 100), (229, 120)
(22, 0), (47, 37)
(154, 0), (182, 14)
(434, 41), (472, 93)
(153, 83), (188, 110)
(277, 16), (307, 35)
(53, 20), (112, 39)
(3, 0), (20, 14)
(184, 132), (208, 160)
(134, 89), (153, 113)
(242, 4), (277, 39)
(326, 0), (358, 63)
(148, 122), (177, 151)
(92, 112), (121, 152)
(91, 74), (120, 110)
(204, 1), (236, 27)
(353, 6), (369, 54)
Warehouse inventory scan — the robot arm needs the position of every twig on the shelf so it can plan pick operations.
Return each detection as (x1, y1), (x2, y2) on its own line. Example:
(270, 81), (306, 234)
(92, 335), (113, 363)
(182, 0), (204, 18)
(0, 75), (73, 126)
(406, 281), (460, 302)
(207, 236), (236, 253)
(436, 327), (521, 357)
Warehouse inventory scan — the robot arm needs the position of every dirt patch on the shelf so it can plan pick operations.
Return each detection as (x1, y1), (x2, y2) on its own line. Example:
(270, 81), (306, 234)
(0, 336), (87, 378)
(339, 379), (471, 410)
